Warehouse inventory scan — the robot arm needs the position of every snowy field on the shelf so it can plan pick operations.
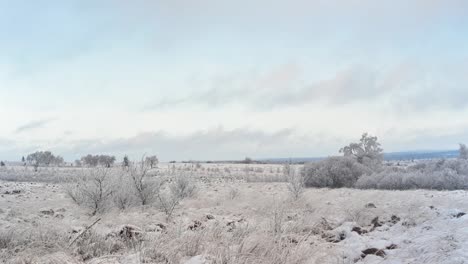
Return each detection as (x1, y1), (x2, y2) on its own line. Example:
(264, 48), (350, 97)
(1, 164), (467, 264)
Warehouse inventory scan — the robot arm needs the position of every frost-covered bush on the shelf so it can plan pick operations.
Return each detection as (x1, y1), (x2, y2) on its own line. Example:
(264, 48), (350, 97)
(170, 173), (197, 199)
(283, 163), (305, 200)
(356, 159), (468, 190)
(65, 168), (115, 215)
(302, 156), (371, 188)
(129, 161), (160, 205)
(112, 173), (137, 210)
(155, 175), (196, 220)
(409, 159), (468, 175)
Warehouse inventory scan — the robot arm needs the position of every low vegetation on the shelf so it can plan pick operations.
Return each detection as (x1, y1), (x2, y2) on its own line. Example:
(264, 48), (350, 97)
(2, 133), (468, 263)
(64, 160), (197, 219)
(301, 133), (468, 191)
(357, 159), (468, 190)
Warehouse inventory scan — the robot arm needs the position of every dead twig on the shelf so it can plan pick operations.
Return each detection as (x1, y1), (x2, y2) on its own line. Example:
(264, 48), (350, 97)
(68, 218), (102, 248)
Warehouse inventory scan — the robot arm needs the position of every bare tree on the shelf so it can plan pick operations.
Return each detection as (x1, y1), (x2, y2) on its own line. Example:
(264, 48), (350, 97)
(129, 160), (158, 205)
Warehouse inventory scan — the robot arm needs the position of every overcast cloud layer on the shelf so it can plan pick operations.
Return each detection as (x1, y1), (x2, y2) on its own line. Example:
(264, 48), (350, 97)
(1, 0), (468, 161)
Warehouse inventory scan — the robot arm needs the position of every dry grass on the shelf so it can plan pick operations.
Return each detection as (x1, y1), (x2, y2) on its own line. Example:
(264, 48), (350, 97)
(2, 162), (468, 263)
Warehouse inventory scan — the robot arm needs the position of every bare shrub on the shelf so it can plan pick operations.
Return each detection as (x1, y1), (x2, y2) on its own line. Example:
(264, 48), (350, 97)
(155, 174), (196, 219)
(302, 156), (371, 188)
(66, 168), (114, 215)
(73, 230), (117, 261)
(284, 163), (304, 200)
(156, 189), (181, 220)
(169, 173), (197, 200)
(112, 174), (136, 210)
(65, 181), (84, 206)
(129, 161), (160, 205)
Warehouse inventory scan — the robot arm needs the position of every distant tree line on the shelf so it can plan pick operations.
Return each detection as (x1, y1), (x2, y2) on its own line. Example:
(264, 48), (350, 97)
(1, 151), (159, 171)
(80, 154), (116, 167)
(76, 154), (158, 169)
(26, 151), (64, 171)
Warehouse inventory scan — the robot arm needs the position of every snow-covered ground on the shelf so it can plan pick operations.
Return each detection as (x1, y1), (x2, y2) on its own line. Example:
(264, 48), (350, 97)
(1, 165), (467, 264)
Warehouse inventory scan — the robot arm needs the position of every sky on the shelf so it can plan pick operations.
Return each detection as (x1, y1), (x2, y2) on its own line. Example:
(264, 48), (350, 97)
(1, 0), (468, 161)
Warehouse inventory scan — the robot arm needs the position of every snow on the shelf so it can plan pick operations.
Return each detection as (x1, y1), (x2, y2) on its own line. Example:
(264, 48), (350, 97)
(1, 166), (468, 263)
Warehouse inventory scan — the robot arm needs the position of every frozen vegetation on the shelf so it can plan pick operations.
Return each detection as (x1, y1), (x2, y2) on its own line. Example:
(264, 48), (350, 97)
(0, 135), (468, 263)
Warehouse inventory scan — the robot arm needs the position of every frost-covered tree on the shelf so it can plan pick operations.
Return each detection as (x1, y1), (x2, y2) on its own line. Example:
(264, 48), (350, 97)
(53, 156), (64, 166)
(26, 151), (63, 169)
(81, 154), (99, 167)
(123, 155), (130, 167)
(145, 155), (159, 168)
(98, 155), (116, 168)
(459, 143), (468, 160)
(339, 133), (383, 165)
(66, 168), (114, 215)
(129, 160), (158, 205)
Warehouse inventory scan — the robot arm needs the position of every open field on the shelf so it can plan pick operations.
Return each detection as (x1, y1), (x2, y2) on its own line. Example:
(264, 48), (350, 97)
(1, 164), (467, 264)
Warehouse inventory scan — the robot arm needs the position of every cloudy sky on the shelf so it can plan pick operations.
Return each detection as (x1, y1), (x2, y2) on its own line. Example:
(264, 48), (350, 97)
(1, 0), (468, 161)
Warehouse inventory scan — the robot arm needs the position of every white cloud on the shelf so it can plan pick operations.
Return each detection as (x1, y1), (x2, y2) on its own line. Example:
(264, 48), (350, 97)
(1, 0), (467, 161)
